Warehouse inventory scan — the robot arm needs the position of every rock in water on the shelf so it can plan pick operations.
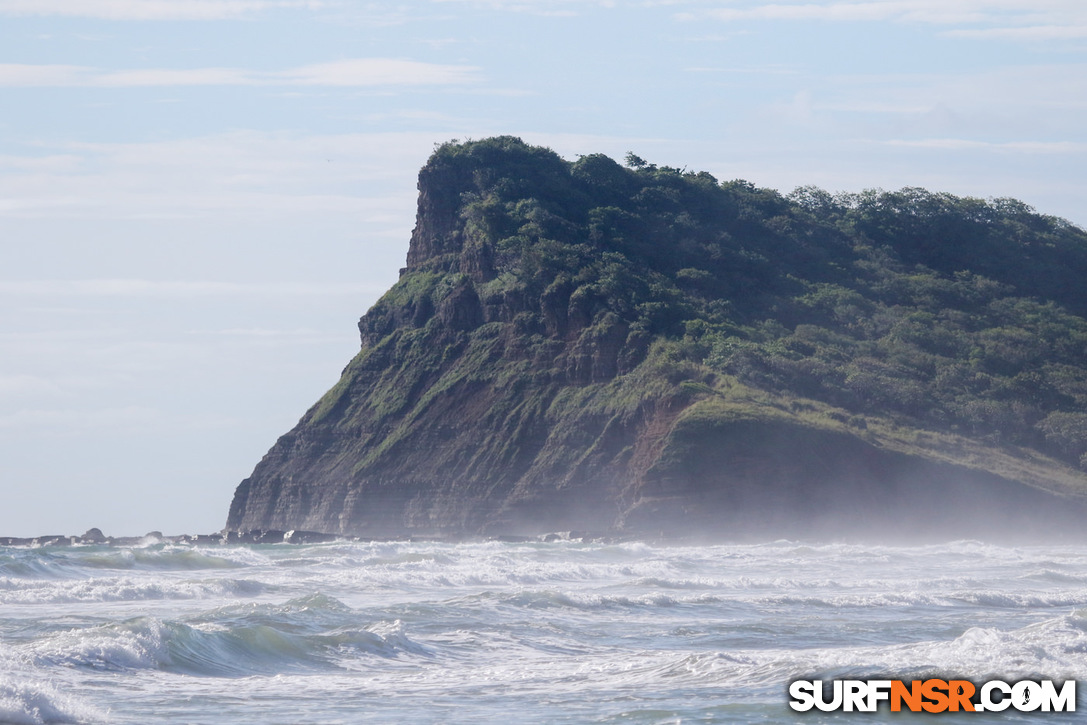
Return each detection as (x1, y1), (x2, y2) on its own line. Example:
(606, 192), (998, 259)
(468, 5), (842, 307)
(227, 137), (1087, 541)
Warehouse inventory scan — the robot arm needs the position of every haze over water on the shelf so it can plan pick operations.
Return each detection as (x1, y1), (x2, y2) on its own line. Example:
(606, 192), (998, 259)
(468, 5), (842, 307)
(2, 537), (1085, 723)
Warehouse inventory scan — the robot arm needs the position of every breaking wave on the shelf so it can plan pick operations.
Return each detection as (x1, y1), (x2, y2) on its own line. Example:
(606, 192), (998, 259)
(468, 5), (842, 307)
(0, 675), (105, 725)
(0, 575), (266, 604)
(5, 538), (1087, 722)
(23, 594), (431, 677)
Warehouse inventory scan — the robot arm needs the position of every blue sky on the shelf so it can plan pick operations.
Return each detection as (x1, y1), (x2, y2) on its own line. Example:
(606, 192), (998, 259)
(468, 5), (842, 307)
(1, 0), (1085, 536)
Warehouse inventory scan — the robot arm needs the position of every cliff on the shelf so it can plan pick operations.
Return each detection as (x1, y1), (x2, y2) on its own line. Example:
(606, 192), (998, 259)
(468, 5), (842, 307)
(227, 137), (1087, 540)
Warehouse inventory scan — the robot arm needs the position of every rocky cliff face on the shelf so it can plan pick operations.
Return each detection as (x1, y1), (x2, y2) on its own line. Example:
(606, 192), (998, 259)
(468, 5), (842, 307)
(227, 137), (1087, 541)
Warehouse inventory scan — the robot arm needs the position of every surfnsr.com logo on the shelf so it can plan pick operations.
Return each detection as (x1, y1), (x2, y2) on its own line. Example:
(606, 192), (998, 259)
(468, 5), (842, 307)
(789, 679), (1076, 713)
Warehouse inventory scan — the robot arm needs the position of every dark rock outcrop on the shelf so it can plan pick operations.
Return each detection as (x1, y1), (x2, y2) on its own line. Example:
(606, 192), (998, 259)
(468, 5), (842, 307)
(226, 137), (1087, 541)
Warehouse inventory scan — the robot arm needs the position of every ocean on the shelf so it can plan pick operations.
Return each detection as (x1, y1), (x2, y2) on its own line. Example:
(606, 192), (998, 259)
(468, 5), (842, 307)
(2, 537), (1085, 723)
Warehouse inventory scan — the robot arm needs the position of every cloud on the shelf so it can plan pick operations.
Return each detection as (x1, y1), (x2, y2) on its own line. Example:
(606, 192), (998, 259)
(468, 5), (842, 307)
(427, 0), (602, 15)
(0, 0), (609, 21)
(946, 24), (1087, 39)
(0, 0), (324, 20)
(0, 374), (62, 400)
(0, 130), (439, 220)
(276, 59), (481, 86)
(0, 280), (386, 297)
(0, 59), (481, 88)
(684, 65), (799, 75)
(187, 327), (342, 337)
(702, 2), (910, 23)
(95, 67), (256, 86)
(690, 0), (1087, 36)
(881, 138), (1087, 153)
(0, 64), (91, 86)
(755, 62), (1087, 141)
(0, 405), (164, 430)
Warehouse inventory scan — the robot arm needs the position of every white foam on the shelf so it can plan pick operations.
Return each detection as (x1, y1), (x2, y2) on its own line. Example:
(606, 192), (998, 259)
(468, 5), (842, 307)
(0, 575), (264, 604)
(0, 675), (105, 724)
(7, 539), (1087, 722)
(27, 617), (169, 672)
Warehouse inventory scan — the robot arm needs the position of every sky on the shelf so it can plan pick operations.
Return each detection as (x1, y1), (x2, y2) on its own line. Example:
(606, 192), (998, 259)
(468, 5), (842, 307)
(1, 0), (1085, 537)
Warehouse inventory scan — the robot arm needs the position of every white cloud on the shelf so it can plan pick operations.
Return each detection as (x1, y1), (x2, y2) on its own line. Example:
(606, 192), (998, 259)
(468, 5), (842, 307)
(703, 2), (908, 23)
(815, 100), (930, 113)
(769, 63), (1087, 139)
(881, 138), (1087, 153)
(0, 406), (163, 428)
(946, 24), (1087, 39)
(0, 130), (438, 220)
(95, 67), (255, 86)
(692, 0), (1087, 33)
(0, 64), (92, 86)
(0, 59), (481, 88)
(0, 154), (85, 172)
(188, 327), (339, 337)
(427, 0), (600, 15)
(0, 279), (386, 297)
(276, 58), (480, 86)
(0, 374), (62, 399)
(0, 0), (324, 20)
(684, 65), (799, 75)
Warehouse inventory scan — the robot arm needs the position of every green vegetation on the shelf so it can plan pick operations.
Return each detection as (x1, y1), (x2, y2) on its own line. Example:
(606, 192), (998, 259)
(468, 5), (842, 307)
(229, 136), (1087, 536)
(378, 137), (1087, 474)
